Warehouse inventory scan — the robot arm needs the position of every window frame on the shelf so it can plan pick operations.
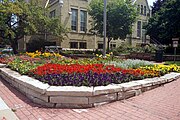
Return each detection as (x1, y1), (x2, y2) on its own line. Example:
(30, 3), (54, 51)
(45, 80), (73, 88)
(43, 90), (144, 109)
(98, 43), (103, 49)
(70, 42), (78, 49)
(144, 6), (146, 16)
(137, 21), (141, 38)
(79, 42), (87, 49)
(140, 5), (143, 15)
(80, 10), (87, 32)
(49, 10), (56, 18)
(71, 8), (78, 31)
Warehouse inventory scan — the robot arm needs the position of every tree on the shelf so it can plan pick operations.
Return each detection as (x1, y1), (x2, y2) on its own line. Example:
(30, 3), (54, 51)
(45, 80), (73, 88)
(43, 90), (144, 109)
(151, 0), (166, 14)
(0, 0), (67, 54)
(88, 0), (137, 52)
(145, 0), (180, 45)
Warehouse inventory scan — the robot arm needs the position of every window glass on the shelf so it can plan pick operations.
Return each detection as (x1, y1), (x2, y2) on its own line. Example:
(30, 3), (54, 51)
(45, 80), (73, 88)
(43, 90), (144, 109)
(71, 9), (78, 31)
(80, 10), (87, 32)
(137, 21), (141, 38)
(98, 44), (103, 49)
(141, 5), (143, 15)
(144, 6), (146, 16)
(79, 42), (87, 49)
(70, 42), (78, 48)
(49, 10), (56, 18)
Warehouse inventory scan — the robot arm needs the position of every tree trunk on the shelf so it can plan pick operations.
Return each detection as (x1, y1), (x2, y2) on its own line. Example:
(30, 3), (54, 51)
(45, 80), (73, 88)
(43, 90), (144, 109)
(12, 40), (18, 54)
(9, 34), (18, 54)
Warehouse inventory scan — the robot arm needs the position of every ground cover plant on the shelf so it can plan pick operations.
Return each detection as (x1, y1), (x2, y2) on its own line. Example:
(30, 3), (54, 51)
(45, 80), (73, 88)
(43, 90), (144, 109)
(164, 61), (180, 66)
(106, 59), (154, 69)
(141, 64), (180, 75)
(30, 63), (153, 86)
(0, 51), (180, 87)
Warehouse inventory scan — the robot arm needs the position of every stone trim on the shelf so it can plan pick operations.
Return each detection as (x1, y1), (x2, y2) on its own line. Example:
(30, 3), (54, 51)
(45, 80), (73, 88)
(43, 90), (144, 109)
(0, 67), (180, 108)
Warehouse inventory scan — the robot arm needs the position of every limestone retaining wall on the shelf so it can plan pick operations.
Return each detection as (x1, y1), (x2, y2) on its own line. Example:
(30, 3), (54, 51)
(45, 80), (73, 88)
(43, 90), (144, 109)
(0, 64), (180, 108)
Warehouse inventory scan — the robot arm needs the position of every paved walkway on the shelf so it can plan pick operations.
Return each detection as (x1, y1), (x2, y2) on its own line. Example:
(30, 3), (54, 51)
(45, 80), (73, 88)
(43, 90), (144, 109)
(0, 77), (180, 120)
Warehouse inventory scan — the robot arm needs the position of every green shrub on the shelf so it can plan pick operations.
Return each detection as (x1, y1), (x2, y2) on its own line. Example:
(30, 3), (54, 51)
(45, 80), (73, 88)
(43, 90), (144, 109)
(106, 59), (154, 69)
(112, 43), (157, 55)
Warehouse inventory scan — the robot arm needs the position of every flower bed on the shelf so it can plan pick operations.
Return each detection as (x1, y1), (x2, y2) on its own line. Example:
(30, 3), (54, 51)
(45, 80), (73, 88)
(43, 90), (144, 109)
(0, 51), (180, 87)
(1, 51), (180, 108)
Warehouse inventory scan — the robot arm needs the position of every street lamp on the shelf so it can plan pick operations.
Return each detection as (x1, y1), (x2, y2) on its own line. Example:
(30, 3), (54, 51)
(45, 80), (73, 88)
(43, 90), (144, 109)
(59, 0), (63, 23)
(59, 0), (63, 46)
(59, 0), (63, 7)
(103, 0), (107, 56)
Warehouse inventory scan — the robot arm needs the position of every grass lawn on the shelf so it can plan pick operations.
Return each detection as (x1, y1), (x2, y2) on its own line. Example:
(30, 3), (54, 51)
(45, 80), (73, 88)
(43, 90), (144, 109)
(164, 61), (180, 66)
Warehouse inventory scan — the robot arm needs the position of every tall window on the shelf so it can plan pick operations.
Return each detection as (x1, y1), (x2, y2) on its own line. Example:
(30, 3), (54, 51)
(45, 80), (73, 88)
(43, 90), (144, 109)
(144, 6), (146, 16)
(137, 5), (140, 13)
(70, 42), (78, 49)
(141, 5), (143, 15)
(49, 10), (56, 18)
(71, 9), (78, 31)
(137, 21), (141, 38)
(80, 10), (87, 32)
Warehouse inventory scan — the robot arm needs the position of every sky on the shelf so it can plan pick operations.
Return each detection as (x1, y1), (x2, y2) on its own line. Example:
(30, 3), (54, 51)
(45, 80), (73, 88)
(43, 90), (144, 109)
(148, 0), (156, 6)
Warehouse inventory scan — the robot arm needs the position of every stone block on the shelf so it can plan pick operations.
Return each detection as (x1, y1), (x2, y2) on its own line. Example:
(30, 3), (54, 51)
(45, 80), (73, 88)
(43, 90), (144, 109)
(46, 86), (93, 96)
(143, 77), (162, 85)
(17, 76), (50, 94)
(123, 90), (136, 99)
(0, 73), (6, 79)
(50, 96), (89, 104)
(25, 88), (49, 102)
(142, 84), (160, 92)
(160, 72), (180, 82)
(55, 103), (93, 108)
(93, 84), (123, 95)
(0, 68), (15, 76)
(30, 97), (55, 108)
(134, 80), (153, 87)
(119, 81), (142, 91)
(0, 63), (6, 68)
(10, 79), (20, 89)
(89, 93), (117, 104)
(117, 92), (124, 100)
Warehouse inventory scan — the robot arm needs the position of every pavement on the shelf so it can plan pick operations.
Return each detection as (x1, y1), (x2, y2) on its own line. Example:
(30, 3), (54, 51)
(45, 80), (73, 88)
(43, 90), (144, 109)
(0, 97), (19, 120)
(0, 77), (180, 120)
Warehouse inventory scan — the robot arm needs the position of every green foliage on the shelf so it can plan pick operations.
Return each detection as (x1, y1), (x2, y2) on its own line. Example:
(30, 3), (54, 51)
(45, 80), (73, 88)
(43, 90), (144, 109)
(145, 0), (180, 45)
(88, 0), (137, 40)
(112, 43), (157, 55)
(106, 59), (154, 69)
(26, 37), (45, 52)
(164, 61), (180, 66)
(0, 0), (68, 54)
(8, 58), (43, 75)
(151, 0), (166, 14)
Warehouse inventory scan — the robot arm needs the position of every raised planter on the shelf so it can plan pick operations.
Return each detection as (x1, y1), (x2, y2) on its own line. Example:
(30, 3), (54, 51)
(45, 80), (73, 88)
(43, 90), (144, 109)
(0, 64), (180, 108)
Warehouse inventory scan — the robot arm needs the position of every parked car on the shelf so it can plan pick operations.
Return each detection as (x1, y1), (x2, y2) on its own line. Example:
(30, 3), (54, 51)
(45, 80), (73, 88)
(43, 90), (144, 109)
(1, 47), (13, 52)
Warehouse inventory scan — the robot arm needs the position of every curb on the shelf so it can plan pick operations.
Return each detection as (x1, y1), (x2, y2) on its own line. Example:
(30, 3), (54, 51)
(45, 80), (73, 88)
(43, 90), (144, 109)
(0, 97), (19, 120)
(0, 64), (180, 108)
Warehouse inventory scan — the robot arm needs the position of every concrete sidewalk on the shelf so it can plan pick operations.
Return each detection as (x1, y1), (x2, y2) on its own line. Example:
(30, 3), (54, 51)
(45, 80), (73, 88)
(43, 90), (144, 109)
(0, 97), (19, 120)
(0, 77), (180, 120)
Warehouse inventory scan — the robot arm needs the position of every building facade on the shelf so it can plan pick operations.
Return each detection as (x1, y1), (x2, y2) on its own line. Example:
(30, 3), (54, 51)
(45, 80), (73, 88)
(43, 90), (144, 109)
(131, 0), (151, 45)
(19, 0), (151, 51)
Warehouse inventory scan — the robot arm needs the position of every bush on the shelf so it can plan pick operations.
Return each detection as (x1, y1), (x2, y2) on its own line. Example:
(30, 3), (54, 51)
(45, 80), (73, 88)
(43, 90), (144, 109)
(112, 43), (157, 55)
(26, 38), (45, 52)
